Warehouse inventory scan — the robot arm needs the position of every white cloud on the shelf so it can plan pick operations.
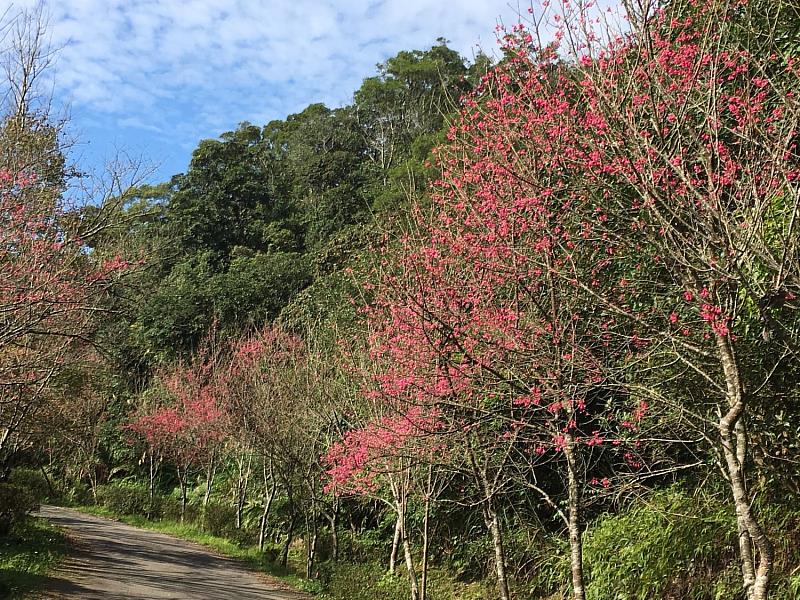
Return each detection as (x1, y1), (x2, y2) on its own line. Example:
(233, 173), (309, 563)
(5, 0), (569, 177)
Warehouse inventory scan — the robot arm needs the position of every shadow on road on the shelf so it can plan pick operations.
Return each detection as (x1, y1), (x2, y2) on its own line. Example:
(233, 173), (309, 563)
(36, 507), (308, 600)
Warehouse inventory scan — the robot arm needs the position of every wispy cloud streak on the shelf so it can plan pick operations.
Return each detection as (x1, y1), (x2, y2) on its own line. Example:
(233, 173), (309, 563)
(8, 0), (530, 178)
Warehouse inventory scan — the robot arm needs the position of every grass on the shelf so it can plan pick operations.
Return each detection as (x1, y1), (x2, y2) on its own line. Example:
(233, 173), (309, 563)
(0, 517), (66, 599)
(316, 561), (489, 600)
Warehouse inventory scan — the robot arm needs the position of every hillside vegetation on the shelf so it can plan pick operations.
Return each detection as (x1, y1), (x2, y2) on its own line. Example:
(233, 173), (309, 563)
(1, 2), (800, 599)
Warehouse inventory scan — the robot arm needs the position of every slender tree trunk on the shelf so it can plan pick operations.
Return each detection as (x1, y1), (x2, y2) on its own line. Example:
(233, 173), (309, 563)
(421, 465), (433, 600)
(564, 434), (586, 600)
(149, 452), (156, 504)
(305, 511), (311, 577)
(716, 336), (773, 600)
(329, 498), (339, 562)
(201, 451), (217, 531)
(389, 513), (402, 574)
(400, 511), (420, 600)
(734, 417), (757, 595)
(181, 486), (187, 522)
(147, 452), (160, 519)
(203, 450), (216, 509)
(259, 460), (277, 551)
(469, 445), (511, 600)
(40, 465), (53, 497)
(88, 470), (98, 504)
(305, 511), (319, 579)
(421, 493), (430, 600)
(235, 453), (251, 530)
(281, 513), (296, 569)
(0, 428), (11, 468)
(177, 467), (188, 523)
(236, 455), (243, 530)
(484, 504), (511, 600)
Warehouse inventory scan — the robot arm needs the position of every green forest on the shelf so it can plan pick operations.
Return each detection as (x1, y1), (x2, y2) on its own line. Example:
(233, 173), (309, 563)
(1, 1), (800, 599)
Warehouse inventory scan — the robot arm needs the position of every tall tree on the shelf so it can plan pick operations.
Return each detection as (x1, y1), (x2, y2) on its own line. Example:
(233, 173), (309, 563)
(422, 1), (800, 597)
(0, 7), (130, 471)
(354, 41), (471, 211)
(170, 123), (297, 257)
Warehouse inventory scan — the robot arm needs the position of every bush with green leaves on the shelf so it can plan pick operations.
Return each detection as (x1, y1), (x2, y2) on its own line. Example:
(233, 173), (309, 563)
(96, 482), (162, 518)
(8, 469), (50, 503)
(201, 502), (238, 537)
(63, 481), (94, 506)
(340, 522), (394, 563)
(318, 561), (488, 600)
(0, 484), (38, 535)
(319, 562), (418, 600)
(579, 487), (738, 600)
(161, 496), (200, 523)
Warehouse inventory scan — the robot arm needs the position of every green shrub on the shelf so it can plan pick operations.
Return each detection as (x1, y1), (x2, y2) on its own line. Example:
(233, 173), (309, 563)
(0, 483), (38, 535)
(580, 487), (738, 600)
(202, 502), (237, 537)
(506, 528), (569, 598)
(343, 527), (393, 562)
(96, 482), (162, 517)
(511, 485), (800, 600)
(161, 496), (199, 523)
(228, 524), (258, 547)
(8, 469), (50, 503)
(64, 482), (94, 506)
(318, 560), (488, 600)
(321, 562), (408, 600)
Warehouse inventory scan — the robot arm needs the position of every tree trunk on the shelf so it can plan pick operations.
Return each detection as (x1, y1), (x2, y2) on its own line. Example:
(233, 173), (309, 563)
(259, 461), (277, 551)
(149, 452), (156, 504)
(716, 336), (773, 600)
(281, 513), (296, 569)
(87, 469), (98, 504)
(421, 465), (432, 600)
(400, 515), (420, 600)
(329, 498), (339, 562)
(203, 450), (216, 509)
(40, 465), (54, 497)
(306, 512), (318, 579)
(235, 453), (251, 530)
(469, 445), (511, 600)
(484, 504), (511, 600)
(564, 434), (586, 600)
(389, 513), (402, 574)
(147, 452), (160, 519)
(201, 451), (217, 531)
(177, 466), (188, 523)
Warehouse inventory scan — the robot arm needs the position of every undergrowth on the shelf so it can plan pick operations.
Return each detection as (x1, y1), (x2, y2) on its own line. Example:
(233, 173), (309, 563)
(0, 517), (66, 599)
(71, 483), (800, 600)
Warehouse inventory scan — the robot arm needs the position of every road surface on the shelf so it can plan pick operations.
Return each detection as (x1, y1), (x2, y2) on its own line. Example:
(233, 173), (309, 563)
(35, 506), (309, 600)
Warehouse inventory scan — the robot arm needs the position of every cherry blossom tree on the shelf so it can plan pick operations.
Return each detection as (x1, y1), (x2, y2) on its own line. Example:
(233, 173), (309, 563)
(399, 1), (799, 598)
(333, 3), (800, 600)
(324, 388), (440, 600)
(127, 352), (227, 521)
(0, 8), (131, 472)
(222, 323), (334, 575)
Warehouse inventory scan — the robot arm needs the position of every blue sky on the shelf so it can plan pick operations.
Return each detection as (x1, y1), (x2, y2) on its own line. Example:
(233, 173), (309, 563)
(7, 0), (531, 185)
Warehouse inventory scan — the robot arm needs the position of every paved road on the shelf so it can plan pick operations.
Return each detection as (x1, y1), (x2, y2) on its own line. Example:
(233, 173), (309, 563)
(35, 506), (309, 600)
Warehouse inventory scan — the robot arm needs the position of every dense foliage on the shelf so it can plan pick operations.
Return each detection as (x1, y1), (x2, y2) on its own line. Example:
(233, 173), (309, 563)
(3, 2), (800, 600)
